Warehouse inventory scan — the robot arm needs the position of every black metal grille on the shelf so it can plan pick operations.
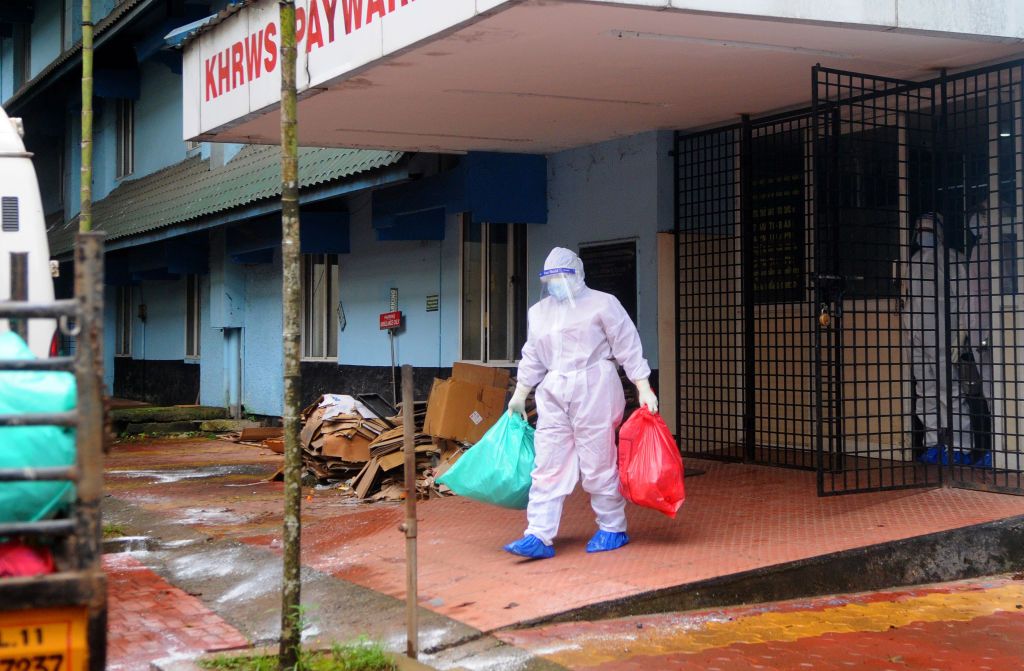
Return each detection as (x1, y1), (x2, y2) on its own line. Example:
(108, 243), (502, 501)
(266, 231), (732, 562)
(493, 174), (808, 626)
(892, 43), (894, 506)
(944, 63), (1024, 494)
(1, 196), (18, 232)
(676, 126), (745, 461)
(676, 59), (1024, 497)
(814, 66), (940, 495)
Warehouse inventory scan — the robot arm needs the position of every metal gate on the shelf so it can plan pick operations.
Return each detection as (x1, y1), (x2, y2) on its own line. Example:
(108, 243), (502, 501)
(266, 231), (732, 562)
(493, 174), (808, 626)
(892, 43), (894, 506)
(676, 59), (1024, 497)
(812, 66), (940, 494)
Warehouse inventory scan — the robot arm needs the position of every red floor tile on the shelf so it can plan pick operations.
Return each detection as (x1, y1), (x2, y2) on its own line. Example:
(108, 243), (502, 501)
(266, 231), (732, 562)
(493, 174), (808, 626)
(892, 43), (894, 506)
(105, 440), (1024, 633)
(104, 554), (249, 670)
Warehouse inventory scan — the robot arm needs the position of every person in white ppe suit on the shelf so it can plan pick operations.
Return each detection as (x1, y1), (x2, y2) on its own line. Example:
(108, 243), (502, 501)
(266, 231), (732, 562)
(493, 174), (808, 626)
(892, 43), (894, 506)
(504, 247), (658, 559)
(964, 197), (1008, 467)
(902, 213), (972, 464)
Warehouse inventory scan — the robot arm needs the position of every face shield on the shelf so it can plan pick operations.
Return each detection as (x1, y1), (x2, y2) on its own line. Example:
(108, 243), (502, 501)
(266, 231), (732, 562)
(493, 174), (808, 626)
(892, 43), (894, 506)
(914, 213), (943, 248)
(540, 267), (579, 308)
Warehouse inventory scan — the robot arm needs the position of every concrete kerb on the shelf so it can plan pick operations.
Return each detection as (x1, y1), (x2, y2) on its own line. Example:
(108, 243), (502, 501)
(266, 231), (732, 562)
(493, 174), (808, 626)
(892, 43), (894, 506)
(497, 513), (1024, 630)
(152, 646), (441, 671)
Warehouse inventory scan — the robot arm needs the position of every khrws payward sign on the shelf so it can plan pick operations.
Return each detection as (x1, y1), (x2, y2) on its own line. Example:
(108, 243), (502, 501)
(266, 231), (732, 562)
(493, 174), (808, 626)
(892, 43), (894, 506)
(182, 0), (511, 139)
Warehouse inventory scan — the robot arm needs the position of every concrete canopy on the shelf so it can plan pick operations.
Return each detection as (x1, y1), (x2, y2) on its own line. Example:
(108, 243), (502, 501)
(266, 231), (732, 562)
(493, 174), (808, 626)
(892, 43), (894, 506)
(187, 0), (1024, 153)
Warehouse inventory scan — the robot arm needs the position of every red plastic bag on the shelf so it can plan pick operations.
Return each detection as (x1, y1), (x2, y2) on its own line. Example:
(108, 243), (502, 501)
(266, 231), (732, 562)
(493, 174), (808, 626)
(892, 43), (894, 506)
(0, 540), (55, 578)
(618, 407), (685, 518)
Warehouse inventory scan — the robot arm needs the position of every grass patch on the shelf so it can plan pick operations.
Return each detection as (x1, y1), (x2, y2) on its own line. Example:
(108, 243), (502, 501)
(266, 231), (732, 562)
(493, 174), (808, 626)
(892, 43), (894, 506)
(102, 523), (128, 538)
(199, 640), (397, 671)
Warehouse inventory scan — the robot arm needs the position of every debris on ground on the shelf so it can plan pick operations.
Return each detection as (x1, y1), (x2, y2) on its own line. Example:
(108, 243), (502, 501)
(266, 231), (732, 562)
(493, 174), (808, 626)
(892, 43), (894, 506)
(295, 394), (471, 501)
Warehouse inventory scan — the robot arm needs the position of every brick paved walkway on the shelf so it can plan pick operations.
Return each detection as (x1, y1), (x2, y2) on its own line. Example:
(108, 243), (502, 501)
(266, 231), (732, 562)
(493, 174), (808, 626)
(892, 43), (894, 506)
(105, 439), (1024, 632)
(105, 554), (249, 670)
(498, 574), (1024, 670)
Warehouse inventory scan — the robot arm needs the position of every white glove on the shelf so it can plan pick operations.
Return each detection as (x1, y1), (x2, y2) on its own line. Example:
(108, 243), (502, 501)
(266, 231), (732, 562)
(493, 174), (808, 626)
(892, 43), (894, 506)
(508, 383), (532, 420)
(635, 378), (658, 414)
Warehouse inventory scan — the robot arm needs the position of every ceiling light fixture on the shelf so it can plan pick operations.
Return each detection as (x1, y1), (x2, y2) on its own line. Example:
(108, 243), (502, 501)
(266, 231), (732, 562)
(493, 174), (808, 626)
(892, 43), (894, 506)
(1000, 131), (1012, 137)
(606, 29), (856, 60)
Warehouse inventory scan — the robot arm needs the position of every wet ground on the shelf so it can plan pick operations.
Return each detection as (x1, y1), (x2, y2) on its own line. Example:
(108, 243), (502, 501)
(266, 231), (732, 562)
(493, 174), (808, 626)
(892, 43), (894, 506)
(99, 436), (1024, 670)
(499, 574), (1024, 670)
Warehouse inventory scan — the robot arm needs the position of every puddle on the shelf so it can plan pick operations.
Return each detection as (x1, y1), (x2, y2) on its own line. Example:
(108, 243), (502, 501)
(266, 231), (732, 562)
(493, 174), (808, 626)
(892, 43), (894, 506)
(110, 464), (268, 484)
(177, 507), (249, 525)
(103, 535), (203, 554)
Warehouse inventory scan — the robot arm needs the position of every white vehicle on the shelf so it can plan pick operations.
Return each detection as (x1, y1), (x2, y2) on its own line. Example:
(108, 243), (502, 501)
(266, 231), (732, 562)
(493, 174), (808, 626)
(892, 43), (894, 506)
(0, 104), (57, 357)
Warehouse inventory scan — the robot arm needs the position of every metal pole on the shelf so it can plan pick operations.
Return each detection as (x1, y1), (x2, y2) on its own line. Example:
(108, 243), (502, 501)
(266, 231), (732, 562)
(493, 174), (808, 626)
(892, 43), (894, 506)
(10, 252), (28, 341)
(74, 232), (106, 671)
(740, 114), (755, 463)
(391, 330), (398, 407)
(278, 1), (302, 669)
(401, 365), (418, 659)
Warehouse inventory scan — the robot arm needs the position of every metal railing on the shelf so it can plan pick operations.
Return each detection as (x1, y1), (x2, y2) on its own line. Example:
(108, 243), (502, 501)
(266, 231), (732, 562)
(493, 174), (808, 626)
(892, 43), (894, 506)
(0, 233), (107, 671)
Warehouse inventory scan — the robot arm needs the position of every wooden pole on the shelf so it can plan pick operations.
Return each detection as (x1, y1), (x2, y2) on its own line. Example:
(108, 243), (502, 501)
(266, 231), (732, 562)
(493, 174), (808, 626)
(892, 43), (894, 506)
(401, 365), (419, 659)
(278, 1), (302, 669)
(80, 0), (93, 233)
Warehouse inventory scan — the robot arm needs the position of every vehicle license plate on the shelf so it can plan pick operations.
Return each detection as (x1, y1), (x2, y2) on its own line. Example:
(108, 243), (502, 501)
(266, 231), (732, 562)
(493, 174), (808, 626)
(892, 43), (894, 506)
(0, 607), (88, 671)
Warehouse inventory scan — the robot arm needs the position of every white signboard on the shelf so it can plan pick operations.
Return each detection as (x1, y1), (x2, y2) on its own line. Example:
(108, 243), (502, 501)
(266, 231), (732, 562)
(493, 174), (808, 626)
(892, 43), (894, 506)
(183, 0), (513, 139)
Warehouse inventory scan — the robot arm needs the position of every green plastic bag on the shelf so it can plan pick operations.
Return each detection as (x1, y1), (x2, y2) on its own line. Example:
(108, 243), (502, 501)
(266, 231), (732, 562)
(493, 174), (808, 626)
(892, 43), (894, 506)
(0, 332), (77, 523)
(437, 412), (535, 509)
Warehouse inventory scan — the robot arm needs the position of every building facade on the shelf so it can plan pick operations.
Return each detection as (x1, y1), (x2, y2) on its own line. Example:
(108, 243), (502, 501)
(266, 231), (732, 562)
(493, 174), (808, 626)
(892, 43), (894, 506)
(4, 0), (1023, 496)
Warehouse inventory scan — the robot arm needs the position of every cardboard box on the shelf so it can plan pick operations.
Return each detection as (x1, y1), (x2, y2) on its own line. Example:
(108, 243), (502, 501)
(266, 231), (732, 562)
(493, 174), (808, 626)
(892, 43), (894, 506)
(423, 376), (507, 444)
(321, 433), (372, 462)
(452, 362), (511, 390)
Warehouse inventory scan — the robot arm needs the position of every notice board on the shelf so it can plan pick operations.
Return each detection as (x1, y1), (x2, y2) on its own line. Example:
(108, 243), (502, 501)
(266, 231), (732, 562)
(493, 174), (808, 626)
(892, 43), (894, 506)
(579, 241), (638, 323)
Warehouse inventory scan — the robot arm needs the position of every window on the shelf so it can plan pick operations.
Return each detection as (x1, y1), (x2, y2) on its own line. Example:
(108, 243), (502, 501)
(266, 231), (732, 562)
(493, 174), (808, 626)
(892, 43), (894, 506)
(185, 275), (201, 359)
(461, 219), (527, 362)
(115, 286), (132, 357)
(302, 254), (338, 359)
(116, 99), (135, 178)
(579, 240), (638, 322)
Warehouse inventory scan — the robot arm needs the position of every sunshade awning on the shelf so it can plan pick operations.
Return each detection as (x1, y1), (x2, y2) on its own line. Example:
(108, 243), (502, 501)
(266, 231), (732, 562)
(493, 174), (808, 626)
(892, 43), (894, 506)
(181, 0), (1024, 154)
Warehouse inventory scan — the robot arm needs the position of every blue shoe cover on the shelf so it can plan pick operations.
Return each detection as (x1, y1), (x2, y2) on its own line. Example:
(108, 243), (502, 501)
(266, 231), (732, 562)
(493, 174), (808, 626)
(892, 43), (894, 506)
(918, 446), (943, 464)
(503, 535), (554, 559)
(973, 452), (993, 469)
(952, 451), (971, 465)
(586, 530), (630, 553)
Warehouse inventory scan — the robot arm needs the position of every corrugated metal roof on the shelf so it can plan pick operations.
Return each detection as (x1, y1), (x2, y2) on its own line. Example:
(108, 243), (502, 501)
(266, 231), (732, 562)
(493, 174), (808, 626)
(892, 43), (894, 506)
(48, 145), (404, 255)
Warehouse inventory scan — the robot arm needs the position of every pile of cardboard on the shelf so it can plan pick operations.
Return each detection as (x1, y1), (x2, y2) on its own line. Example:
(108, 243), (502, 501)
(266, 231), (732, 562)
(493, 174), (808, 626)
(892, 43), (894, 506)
(292, 364), (520, 502)
(299, 396), (389, 480)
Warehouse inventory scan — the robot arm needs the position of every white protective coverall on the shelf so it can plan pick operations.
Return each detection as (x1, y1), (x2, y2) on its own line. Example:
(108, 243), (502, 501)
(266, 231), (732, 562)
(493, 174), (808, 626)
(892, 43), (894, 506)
(515, 248), (651, 546)
(966, 206), (995, 405)
(902, 216), (972, 451)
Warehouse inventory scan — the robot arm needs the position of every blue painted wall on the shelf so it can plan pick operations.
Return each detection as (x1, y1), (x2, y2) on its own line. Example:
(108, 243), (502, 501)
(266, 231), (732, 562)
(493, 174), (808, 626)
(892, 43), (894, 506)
(92, 98), (117, 202)
(29, 0), (60, 79)
(1, 38), (13, 102)
(199, 274), (227, 409)
(241, 250), (284, 416)
(132, 61), (185, 179)
(102, 286), (116, 392)
(338, 192), (462, 369)
(135, 278), (186, 360)
(65, 110), (80, 217)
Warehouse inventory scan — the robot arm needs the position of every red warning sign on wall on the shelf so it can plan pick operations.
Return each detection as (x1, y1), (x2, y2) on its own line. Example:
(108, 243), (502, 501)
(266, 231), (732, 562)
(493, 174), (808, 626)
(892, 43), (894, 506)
(379, 311), (402, 330)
